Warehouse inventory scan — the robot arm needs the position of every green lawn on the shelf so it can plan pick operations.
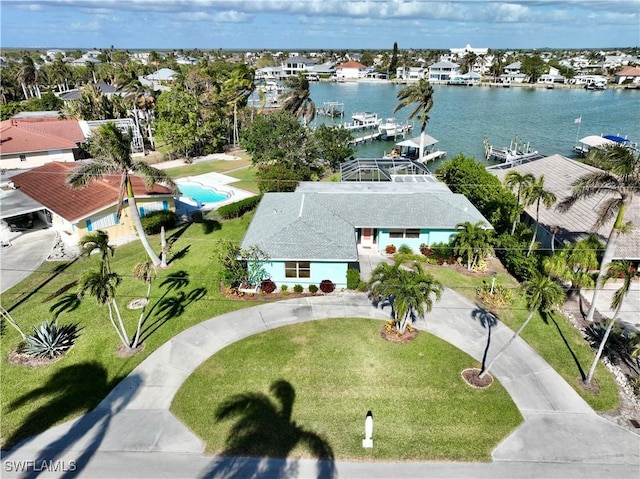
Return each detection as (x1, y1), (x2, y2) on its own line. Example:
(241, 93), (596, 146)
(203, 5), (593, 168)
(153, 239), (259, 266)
(0, 174), (620, 451)
(172, 319), (522, 461)
(421, 261), (619, 411)
(164, 157), (261, 195)
(0, 214), (257, 448)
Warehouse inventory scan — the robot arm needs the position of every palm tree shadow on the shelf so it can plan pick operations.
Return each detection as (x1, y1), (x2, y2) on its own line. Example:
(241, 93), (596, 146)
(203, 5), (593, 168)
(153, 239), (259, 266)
(471, 306), (497, 372)
(138, 286), (207, 344)
(544, 311), (587, 381)
(2, 362), (141, 479)
(200, 380), (335, 479)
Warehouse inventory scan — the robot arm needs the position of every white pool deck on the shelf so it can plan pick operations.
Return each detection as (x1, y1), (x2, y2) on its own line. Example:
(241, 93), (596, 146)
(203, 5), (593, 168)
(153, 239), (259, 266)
(174, 172), (256, 210)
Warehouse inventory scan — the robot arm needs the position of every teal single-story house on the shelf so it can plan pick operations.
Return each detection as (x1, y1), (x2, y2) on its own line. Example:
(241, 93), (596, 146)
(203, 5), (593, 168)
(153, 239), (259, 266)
(240, 180), (492, 289)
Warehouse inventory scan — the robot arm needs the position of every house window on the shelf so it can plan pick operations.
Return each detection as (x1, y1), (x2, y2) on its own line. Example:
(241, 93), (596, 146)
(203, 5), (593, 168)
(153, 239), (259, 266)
(389, 229), (421, 239)
(285, 261), (311, 278)
(86, 213), (119, 232)
(20, 154), (26, 162)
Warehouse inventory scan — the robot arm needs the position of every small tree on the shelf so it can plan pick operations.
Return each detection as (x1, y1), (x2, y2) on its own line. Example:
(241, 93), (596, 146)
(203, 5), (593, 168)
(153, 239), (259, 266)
(369, 261), (443, 334)
(452, 221), (493, 271)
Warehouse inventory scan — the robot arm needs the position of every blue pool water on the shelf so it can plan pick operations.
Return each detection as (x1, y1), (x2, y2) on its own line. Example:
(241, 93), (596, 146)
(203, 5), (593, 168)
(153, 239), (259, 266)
(178, 183), (230, 203)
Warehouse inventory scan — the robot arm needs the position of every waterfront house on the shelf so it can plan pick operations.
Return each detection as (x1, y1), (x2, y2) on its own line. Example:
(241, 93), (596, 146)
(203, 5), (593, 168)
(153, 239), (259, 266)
(0, 118), (86, 169)
(396, 66), (427, 81)
(8, 162), (176, 244)
(281, 56), (316, 77)
(428, 61), (460, 83)
(335, 61), (368, 80)
(240, 181), (491, 288)
(538, 67), (566, 85)
(490, 155), (639, 261)
(614, 66), (640, 85)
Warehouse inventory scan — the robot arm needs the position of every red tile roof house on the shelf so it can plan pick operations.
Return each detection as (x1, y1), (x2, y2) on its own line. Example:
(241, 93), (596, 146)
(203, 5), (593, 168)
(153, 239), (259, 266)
(614, 66), (640, 85)
(0, 118), (86, 169)
(335, 61), (368, 80)
(9, 162), (176, 243)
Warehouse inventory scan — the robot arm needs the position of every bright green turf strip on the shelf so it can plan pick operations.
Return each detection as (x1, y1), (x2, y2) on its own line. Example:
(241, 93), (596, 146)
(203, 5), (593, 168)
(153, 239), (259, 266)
(172, 319), (523, 461)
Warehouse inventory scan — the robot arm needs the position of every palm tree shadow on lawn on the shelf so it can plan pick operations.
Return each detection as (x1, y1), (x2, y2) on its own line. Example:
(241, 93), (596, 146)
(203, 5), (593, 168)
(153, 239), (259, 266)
(136, 271), (207, 344)
(3, 362), (142, 479)
(200, 380), (336, 479)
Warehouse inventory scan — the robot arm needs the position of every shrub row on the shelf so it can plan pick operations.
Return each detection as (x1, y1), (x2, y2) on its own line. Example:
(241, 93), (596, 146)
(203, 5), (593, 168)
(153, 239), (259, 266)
(217, 195), (263, 219)
(141, 210), (178, 235)
(258, 279), (335, 294)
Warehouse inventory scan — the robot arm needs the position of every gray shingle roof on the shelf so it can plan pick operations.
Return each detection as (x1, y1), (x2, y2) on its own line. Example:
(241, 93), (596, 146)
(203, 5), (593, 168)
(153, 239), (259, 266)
(241, 189), (491, 261)
(492, 154), (640, 260)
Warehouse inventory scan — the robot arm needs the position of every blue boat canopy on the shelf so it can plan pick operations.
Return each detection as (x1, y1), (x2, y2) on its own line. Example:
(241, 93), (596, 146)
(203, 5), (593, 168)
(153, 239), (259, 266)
(603, 135), (630, 143)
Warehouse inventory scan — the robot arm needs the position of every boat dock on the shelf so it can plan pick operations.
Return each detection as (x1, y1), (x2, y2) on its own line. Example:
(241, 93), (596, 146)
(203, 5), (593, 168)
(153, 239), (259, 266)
(350, 132), (382, 145)
(318, 101), (345, 118)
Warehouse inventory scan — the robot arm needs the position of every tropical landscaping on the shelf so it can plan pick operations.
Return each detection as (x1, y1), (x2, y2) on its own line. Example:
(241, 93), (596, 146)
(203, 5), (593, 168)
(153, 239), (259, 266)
(0, 151), (625, 451)
(1, 47), (638, 462)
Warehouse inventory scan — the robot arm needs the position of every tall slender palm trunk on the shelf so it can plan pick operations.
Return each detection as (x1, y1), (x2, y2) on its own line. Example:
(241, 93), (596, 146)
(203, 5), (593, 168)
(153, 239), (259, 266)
(586, 206), (626, 322)
(126, 178), (162, 267)
(480, 310), (535, 378)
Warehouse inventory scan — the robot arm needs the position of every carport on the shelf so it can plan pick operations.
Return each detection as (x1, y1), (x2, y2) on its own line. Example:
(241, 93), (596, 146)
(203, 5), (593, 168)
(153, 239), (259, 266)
(0, 189), (48, 243)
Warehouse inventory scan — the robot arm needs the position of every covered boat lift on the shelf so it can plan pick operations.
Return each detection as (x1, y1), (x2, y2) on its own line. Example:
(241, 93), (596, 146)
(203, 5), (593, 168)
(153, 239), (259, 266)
(389, 135), (446, 163)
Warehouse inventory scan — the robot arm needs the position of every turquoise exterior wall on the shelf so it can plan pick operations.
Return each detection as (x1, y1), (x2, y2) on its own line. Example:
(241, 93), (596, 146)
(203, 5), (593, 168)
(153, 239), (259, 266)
(261, 260), (349, 290)
(377, 229), (456, 252)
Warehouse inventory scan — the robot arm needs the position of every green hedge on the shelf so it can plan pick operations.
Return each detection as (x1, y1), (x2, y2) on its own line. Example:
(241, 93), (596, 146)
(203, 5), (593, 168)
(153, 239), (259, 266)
(217, 195), (262, 219)
(140, 210), (177, 235)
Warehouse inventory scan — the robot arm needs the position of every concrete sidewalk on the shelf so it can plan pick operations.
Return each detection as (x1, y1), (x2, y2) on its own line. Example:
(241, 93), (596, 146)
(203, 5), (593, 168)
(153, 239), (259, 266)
(2, 292), (639, 478)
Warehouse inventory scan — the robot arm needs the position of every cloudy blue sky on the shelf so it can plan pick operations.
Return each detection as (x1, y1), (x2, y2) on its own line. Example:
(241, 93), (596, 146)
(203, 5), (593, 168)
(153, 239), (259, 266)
(1, 1), (638, 51)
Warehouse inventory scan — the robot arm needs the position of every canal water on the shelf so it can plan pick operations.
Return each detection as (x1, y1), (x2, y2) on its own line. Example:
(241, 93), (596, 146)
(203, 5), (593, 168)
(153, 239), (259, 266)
(308, 82), (640, 171)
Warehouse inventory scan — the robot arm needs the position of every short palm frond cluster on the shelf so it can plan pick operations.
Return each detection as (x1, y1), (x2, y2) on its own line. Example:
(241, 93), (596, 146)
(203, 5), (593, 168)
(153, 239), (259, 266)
(369, 261), (443, 334)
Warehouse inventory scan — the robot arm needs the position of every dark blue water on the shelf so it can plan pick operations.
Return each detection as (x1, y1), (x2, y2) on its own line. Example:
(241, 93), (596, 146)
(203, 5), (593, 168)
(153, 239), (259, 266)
(309, 82), (640, 170)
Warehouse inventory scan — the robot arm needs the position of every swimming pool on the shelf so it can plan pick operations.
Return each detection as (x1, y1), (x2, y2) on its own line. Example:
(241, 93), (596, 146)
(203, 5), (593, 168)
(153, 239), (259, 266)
(178, 183), (230, 203)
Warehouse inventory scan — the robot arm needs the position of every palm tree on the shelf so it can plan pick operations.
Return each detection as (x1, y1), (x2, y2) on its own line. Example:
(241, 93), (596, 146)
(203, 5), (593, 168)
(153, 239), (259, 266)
(130, 261), (156, 349)
(67, 122), (177, 267)
(369, 261), (443, 334)
(279, 74), (316, 125)
(79, 269), (130, 348)
(394, 78), (434, 160)
(223, 65), (255, 146)
(525, 175), (557, 256)
(17, 55), (37, 100)
(78, 230), (114, 274)
(543, 236), (600, 290)
(452, 221), (494, 271)
(504, 170), (535, 234)
(585, 261), (639, 385)
(557, 143), (639, 322)
(479, 270), (565, 378)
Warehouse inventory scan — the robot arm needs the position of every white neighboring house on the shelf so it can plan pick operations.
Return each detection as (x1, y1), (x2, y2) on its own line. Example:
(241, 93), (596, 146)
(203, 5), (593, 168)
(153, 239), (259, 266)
(538, 67), (566, 84)
(428, 61), (460, 83)
(500, 62), (528, 83)
(449, 44), (489, 57)
(573, 74), (608, 87)
(139, 68), (177, 92)
(335, 61), (368, 80)
(281, 56), (316, 77)
(396, 66), (426, 81)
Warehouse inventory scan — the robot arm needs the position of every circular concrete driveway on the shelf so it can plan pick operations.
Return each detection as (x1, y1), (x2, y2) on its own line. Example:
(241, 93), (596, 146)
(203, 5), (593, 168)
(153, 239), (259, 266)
(3, 291), (638, 478)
